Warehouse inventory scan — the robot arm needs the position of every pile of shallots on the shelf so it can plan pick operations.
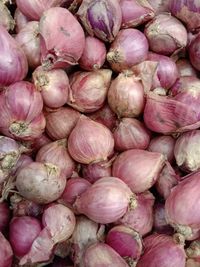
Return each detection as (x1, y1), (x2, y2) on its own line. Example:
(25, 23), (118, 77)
(1, 0), (200, 266)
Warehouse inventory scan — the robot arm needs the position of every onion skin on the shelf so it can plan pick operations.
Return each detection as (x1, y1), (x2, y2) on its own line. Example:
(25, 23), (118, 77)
(39, 7), (85, 69)
(0, 2), (15, 31)
(118, 191), (155, 236)
(33, 66), (70, 108)
(45, 107), (80, 140)
(144, 13), (187, 56)
(0, 202), (10, 232)
(112, 149), (165, 193)
(0, 232), (13, 267)
(120, 0), (155, 28)
(79, 36), (106, 71)
(14, 8), (30, 33)
(36, 139), (75, 179)
(0, 25), (28, 87)
(16, 162), (66, 204)
(108, 72), (145, 118)
(147, 0), (170, 14)
(165, 171), (200, 240)
(77, 0), (122, 42)
(170, 0), (200, 32)
(189, 34), (200, 71)
(83, 243), (129, 267)
(16, 0), (68, 20)
(176, 59), (197, 77)
(148, 52), (179, 90)
(113, 118), (151, 152)
(137, 234), (186, 267)
(107, 29), (149, 73)
(15, 21), (40, 69)
(148, 135), (175, 163)
(106, 225), (143, 262)
(74, 177), (136, 224)
(174, 130), (200, 173)
(68, 69), (112, 113)
(68, 116), (114, 164)
(9, 216), (42, 257)
(70, 216), (105, 266)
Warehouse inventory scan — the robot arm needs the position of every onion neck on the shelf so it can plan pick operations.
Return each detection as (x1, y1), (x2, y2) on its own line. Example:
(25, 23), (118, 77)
(129, 194), (137, 210)
(10, 121), (28, 136)
(186, 241), (200, 258)
(107, 50), (123, 64)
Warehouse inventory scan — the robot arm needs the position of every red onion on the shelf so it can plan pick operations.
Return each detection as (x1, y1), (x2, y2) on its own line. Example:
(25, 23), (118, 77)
(70, 216), (105, 266)
(39, 7), (85, 69)
(120, 0), (154, 28)
(82, 161), (112, 183)
(79, 36), (106, 71)
(0, 81), (45, 141)
(155, 162), (179, 199)
(108, 72), (145, 118)
(11, 154), (33, 177)
(176, 59), (197, 77)
(33, 67), (70, 108)
(137, 234), (186, 267)
(68, 116), (114, 164)
(60, 177), (91, 205)
(144, 14), (187, 55)
(88, 103), (117, 130)
(83, 243), (129, 267)
(77, 0), (122, 42)
(118, 191), (155, 236)
(9, 216), (42, 257)
(36, 139), (75, 178)
(16, 0), (68, 20)
(147, 0), (170, 14)
(106, 225), (143, 264)
(0, 232), (13, 267)
(113, 118), (151, 152)
(189, 34), (200, 71)
(148, 135), (175, 163)
(174, 130), (200, 172)
(0, 136), (21, 184)
(143, 92), (200, 134)
(147, 52), (179, 90)
(170, 0), (200, 32)
(153, 202), (173, 234)
(0, 25), (28, 87)
(107, 29), (149, 72)
(0, 202), (10, 232)
(0, 2), (15, 31)
(67, 69), (112, 113)
(45, 107), (80, 140)
(112, 149), (165, 193)
(165, 170), (200, 240)
(14, 8), (30, 33)
(15, 21), (40, 69)
(16, 162), (66, 204)
(74, 177), (136, 224)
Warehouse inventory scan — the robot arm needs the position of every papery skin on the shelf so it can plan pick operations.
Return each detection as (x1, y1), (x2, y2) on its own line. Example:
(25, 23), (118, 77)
(15, 21), (40, 69)
(118, 191), (155, 236)
(74, 177), (135, 224)
(144, 13), (187, 55)
(83, 242), (129, 267)
(147, 0), (170, 14)
(165, 171), (200, 240)
(0, 81), (45, 141)
(136, 234), (186, 267)
(176, 59), (197, 77)
(45, 107), (80, 140)
(14, 8), (30, 33)
(77, 0), (122, 42)
(107, 29), (149, 73)
(108, 72), (145, 118)
(189, 34), (200, 71)
(68, 69), (112, 113)
(112, 149), (165, 193)
(120, 0), (155, 28)
(0, 25), (28, 87)
(0, 2), (15, 31)
(79, 36), (106, 71)
(174, 130), (200, 172)
(33, 66), (69, 108)
(0, 232), (13, 267)
(68, 116), (114, 164)
(39, 7), (85, 69)
(113, 118), (151, 152)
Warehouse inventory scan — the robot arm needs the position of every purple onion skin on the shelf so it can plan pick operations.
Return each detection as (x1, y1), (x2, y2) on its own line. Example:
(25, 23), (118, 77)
(189, 34), (200, 71)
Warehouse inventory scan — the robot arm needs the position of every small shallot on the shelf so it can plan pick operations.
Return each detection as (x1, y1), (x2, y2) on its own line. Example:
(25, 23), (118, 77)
(189, 34), (200, 71)
(0, 232), (13, 267)
(14, 8), (30, 33)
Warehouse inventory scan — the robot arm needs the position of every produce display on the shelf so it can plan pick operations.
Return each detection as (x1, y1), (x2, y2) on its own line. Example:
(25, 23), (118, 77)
(1, 0), (200, 266)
